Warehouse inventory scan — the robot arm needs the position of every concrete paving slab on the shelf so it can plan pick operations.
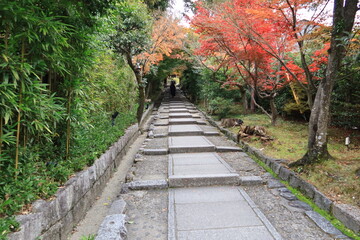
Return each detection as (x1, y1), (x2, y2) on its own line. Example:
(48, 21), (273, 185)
(169, 187), (282, 240)
(177, 226), (275, 240)
(169, 113), (193, 118)
(171, 152), (221, 165)
(169, 118), (198, 125)
(174, 186), (244, 203)
(174, 164), (231, 175)
(176, 201), (263, 230)
(191, 114), (201, 118)
(168, 125), (203, 136)
(168, 136), (215, 153)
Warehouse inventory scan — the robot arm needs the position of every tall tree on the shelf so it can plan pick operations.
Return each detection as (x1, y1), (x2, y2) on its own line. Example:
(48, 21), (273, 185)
(290, 0), (359, 166)
(110, 0), (152, 124)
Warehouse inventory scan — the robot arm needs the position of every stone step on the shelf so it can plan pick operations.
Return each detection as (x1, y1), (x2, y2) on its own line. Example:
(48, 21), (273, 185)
(216, 146), (243, 152)
(142, 148), (168, 155)
(168, 152), (239, 187)
(169, 108), (190, 113)
(168, 173), (239, 187)
(169, 113), (193, 118)
(169, 118), (198, 125)
(126, 179), (168, 190)
(168, 136), (216, 153)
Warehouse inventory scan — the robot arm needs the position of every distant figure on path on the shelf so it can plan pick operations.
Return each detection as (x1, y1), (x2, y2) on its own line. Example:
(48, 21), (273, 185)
(170, 81), (176, 98)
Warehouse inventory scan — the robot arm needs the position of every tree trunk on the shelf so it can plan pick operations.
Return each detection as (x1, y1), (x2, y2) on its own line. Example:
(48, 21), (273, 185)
(290, 0), (359, 167)
(269, 97), (278, 126)
(250, 87), (255, 112)
(136, 81), (145, 124)
(240, 88), (248, 113)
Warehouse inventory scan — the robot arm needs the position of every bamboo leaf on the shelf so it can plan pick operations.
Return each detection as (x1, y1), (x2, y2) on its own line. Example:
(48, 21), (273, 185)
(11, 69), (19, 81)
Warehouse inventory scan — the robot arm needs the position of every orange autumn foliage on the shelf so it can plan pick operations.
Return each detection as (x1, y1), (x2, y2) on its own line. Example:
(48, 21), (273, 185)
(134, 14), (186, 73)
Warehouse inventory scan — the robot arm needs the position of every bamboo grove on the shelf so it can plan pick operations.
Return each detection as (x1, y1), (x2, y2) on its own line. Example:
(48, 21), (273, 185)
(0, 0), (172, 236)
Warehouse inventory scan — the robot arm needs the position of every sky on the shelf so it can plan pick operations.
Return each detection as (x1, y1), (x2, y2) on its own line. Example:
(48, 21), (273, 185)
(168, 0), (359, 28)
(167, 0), (193, 27)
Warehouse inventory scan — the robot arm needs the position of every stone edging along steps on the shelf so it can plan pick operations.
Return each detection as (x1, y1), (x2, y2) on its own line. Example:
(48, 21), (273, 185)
(200, 109), (360, 235)
(7, 104), (155, 240)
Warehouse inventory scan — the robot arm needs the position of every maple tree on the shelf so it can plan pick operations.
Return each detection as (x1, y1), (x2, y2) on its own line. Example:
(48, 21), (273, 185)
(135, 14), (185, 74)
(191, 0), (293, 125)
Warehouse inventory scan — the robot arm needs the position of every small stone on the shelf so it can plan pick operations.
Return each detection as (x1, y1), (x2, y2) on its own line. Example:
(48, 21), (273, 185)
(280, 192), (298, 201)
(355, 168), (360, 177)
(120, 184), (129, 194)
(148, 131), (154, 139)
(125, 173), (134, 183)
(278, 187), (291, 193)
(134, 158), (143, 163)
(267, 179), (285, 189)
(288, 200), (312, 211)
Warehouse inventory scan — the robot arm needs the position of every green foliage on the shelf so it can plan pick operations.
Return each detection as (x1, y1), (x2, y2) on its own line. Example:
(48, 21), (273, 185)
(80, 234), (96, 240)
(145, 56), (185, 99)
(0, 0), (140, 238)
(180, 63), (202, 102)
(110, 0), (152, 57)
(208, 97), (232, 119)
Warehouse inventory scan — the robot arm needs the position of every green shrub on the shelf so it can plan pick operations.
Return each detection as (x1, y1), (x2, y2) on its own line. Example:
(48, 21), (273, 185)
(208, 97), (233, 119)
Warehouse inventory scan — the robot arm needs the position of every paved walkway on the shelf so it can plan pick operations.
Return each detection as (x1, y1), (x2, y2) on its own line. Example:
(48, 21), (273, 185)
(154, 94), (282, 240)
(91, 90), (345, 240)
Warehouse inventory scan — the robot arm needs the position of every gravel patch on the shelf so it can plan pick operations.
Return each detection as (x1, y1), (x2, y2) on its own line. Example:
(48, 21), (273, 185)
(133, 155), (168, 181)
(219, 152), (266, 177)
(243, 186), (333, 240)
(206, 135), (239, 147)
(153, 126), (168, 135)
(143, 138), (167, 149)
(200, 125), (219, 132)
(123, 190), (168, 240)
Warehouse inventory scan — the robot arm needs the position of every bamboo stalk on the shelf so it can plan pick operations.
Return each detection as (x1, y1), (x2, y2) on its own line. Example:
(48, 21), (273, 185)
(15, 40), (25, 178)
(0, 117), (3, 155)
(66, 89), (71, 159)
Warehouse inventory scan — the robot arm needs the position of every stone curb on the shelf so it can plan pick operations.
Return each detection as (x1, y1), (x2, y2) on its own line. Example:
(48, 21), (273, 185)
(198, 108), (360, 235)
(126, 179), (168, 190)
(8, 104), (155, 240)
(95, 214), (127, 240)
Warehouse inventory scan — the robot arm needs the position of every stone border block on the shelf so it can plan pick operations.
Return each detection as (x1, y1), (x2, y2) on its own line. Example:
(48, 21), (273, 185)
(332, 203), (360, 233)
(313, 189), (333, 212)
(127, 179), (168, 190)
(95, 214), (127, 240)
